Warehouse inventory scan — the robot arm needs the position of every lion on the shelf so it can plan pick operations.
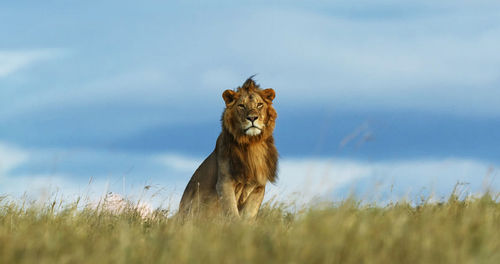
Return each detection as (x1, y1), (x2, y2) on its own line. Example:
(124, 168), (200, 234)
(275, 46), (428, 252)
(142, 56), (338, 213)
(178, 77), (278, 219)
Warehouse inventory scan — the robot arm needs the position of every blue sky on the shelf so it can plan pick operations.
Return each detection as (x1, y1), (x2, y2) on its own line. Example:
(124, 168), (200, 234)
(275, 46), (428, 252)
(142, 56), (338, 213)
(1, 1), (500, 206)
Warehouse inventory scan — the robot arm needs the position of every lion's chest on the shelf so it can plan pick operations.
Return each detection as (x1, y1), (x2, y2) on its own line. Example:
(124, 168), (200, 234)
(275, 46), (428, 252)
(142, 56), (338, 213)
(243, 144), (269, 186)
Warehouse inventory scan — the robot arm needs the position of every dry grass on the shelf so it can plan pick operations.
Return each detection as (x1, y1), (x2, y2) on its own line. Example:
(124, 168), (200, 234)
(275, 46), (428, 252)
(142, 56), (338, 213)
(1, 191), (500, 264)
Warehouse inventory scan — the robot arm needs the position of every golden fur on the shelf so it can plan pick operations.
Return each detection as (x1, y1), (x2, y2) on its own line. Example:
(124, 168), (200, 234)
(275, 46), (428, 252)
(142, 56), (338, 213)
(179, 77), (278, 218)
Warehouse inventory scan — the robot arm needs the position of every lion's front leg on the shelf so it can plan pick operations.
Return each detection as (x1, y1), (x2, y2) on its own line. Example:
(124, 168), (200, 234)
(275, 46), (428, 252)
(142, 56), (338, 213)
(216, 178), (240, 218)
(239, 186), (265, 219)
(216, 161), (240, 218)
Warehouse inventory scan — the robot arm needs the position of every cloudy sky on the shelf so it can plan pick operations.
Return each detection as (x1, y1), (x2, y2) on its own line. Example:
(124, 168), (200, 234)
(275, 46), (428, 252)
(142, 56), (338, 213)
(1, 1), (499, 207)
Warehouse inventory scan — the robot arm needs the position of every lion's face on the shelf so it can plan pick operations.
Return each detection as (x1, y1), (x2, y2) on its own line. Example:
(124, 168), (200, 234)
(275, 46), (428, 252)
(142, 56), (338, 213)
(222, 79), (276, 142)
(235, 92), (268, 136)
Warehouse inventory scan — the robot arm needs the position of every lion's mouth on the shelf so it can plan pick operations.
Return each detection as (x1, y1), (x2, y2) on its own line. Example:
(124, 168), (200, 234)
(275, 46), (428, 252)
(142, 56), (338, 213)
(244, 126), (262, 136)
(245, 126), (261, 131)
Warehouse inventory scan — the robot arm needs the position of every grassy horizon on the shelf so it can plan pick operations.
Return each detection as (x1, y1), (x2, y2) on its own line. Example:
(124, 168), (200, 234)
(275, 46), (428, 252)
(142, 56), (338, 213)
(1, 190), (500, 264)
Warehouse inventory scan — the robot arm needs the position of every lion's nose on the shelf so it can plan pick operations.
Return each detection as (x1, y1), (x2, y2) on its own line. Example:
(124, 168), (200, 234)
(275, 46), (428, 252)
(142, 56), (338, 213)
(247, 116), (258, 122)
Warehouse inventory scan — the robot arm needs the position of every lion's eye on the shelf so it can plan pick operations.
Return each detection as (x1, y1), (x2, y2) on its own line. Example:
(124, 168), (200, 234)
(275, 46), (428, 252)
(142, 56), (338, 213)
(238, 104), (245, 109)
(257, 103), (263, 108)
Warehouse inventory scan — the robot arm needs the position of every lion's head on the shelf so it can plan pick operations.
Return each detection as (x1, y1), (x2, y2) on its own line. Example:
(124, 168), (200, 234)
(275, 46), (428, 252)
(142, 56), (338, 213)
(222, 77), (277, 144)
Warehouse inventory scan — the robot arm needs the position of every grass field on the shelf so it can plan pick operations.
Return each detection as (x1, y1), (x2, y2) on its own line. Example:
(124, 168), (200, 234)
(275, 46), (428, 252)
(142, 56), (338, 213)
(1, 190), (500, 264)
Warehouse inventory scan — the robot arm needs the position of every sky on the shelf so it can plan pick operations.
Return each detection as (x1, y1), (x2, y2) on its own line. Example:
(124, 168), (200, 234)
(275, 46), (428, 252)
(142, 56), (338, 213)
(1, 1), (500, 207)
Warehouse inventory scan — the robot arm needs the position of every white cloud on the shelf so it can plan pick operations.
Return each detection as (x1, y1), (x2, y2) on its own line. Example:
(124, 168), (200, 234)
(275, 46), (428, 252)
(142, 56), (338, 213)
(0, 49), (65, 78)
(0, 69), (171, 121)
(155, 154), (202, 173)
(272, 157), (497, 204)
(0, 142), (29, 177)
(0, 142), (107, 200)
(1, 173), (93, 199)
(270, 159), (370, 200)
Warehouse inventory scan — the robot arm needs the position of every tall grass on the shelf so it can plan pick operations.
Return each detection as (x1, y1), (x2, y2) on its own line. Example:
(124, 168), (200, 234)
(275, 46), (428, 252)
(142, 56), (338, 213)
(1, 192), (500, 264)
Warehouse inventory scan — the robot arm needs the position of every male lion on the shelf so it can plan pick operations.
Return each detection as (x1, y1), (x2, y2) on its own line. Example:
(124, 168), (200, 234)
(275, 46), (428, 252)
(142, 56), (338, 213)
(179, 77), (278, 219)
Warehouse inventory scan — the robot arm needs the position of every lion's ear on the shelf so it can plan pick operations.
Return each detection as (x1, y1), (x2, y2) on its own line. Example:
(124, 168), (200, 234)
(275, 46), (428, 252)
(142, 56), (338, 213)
(222, 90), (237, 106)
(262, 89), (275, 102)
